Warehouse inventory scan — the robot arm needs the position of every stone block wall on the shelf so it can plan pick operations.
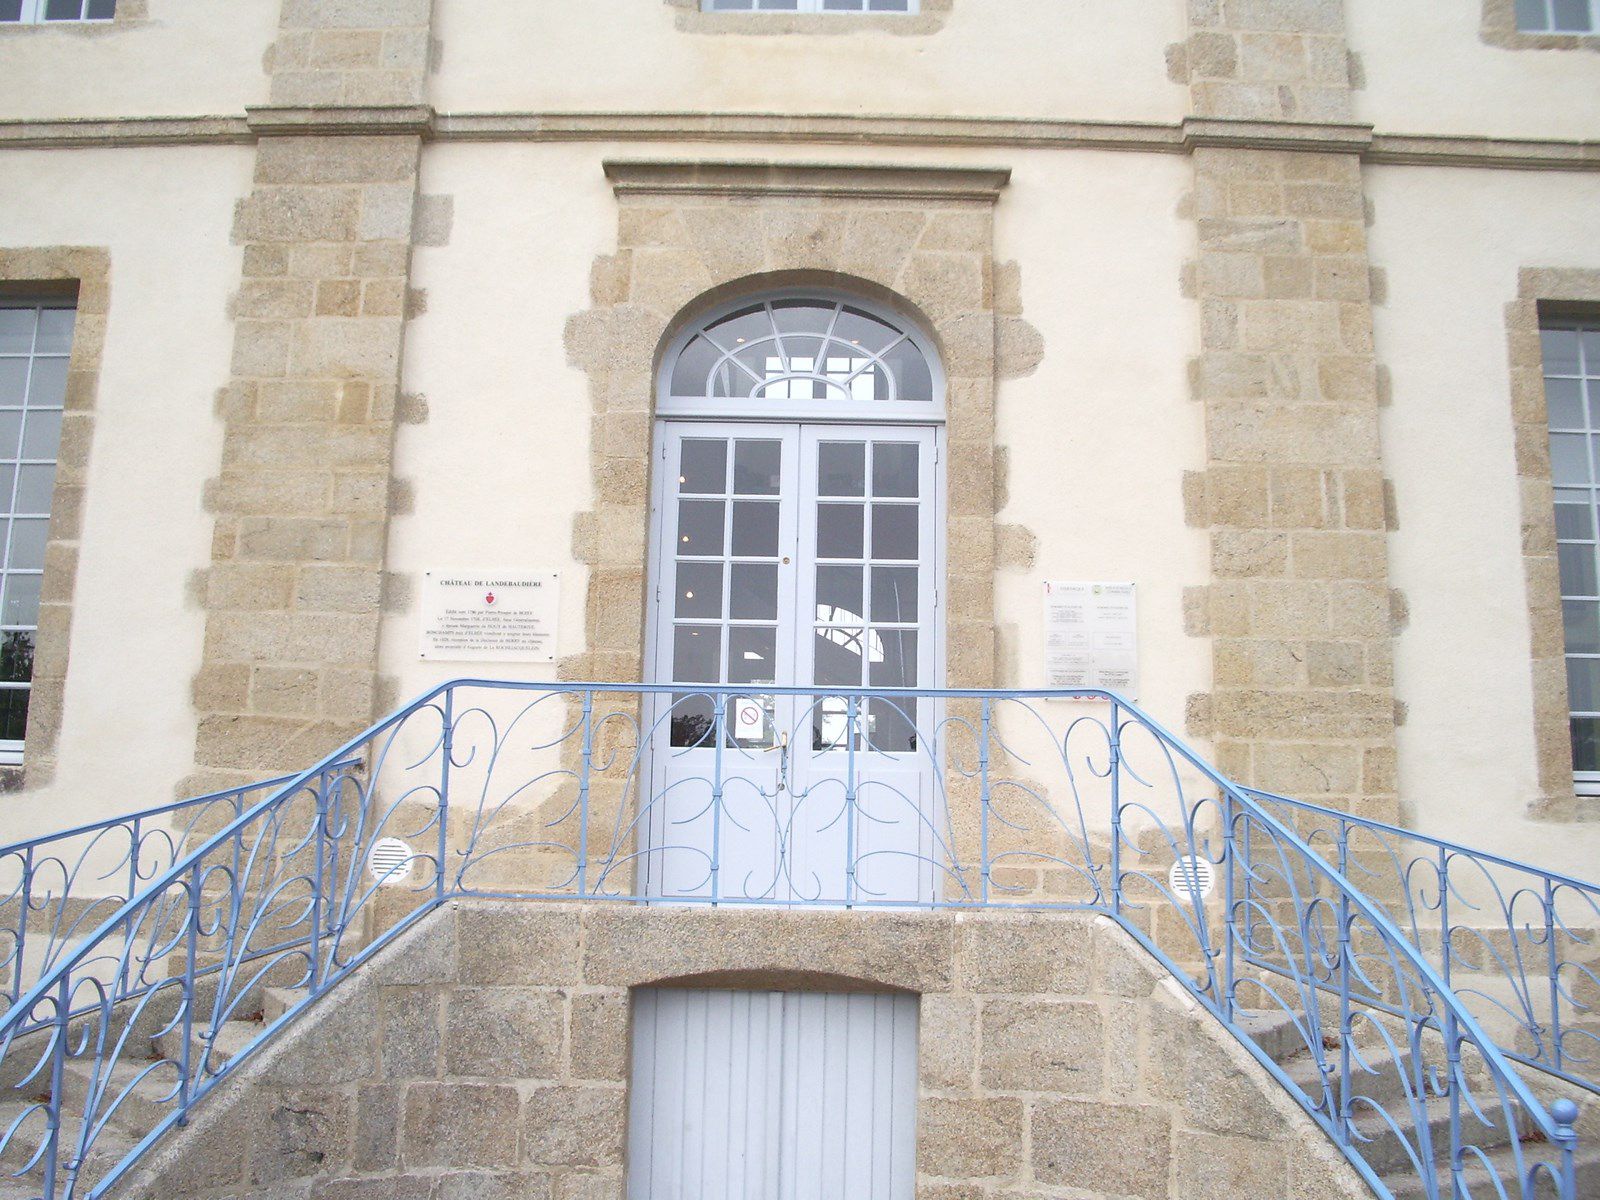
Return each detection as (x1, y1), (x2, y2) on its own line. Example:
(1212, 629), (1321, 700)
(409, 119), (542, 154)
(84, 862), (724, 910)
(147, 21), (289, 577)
(187, 0), (434, 796)
(121, 901), (1367, 1200)
(1177, 0), (1401, 822)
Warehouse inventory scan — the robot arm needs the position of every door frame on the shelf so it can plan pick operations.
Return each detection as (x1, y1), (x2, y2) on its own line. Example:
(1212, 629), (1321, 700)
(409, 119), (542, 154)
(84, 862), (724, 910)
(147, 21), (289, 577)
(641, 416), (948, 902)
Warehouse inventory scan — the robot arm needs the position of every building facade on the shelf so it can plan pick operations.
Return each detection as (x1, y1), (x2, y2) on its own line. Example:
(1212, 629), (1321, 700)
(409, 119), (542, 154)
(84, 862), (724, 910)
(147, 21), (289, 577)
(1, 1), (1600, 1197)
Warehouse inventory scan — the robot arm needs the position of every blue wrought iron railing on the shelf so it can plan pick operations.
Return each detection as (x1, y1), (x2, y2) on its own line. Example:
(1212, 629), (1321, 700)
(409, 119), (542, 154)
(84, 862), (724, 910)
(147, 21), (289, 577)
(1247, 789), (1600, 1097)
(0, 681), (1586, 1200)
(0, 767), (357, 1015)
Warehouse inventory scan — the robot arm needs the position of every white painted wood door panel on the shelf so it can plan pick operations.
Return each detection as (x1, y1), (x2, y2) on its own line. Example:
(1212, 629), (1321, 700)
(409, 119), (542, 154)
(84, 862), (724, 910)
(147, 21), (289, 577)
(628, 988), (918, 1200)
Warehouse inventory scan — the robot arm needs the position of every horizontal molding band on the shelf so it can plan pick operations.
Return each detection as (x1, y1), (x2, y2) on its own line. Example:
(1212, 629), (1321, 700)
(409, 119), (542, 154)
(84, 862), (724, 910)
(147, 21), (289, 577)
(605, 158), (1011, 202)
(0, 108), (1597, 172)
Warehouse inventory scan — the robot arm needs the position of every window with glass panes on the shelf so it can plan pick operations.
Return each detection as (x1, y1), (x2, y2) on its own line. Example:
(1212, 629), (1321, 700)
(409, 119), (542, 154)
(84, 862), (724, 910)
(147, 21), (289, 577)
(0, 0), (114, 22)
(0, 304), (69, 758)
(1516, 0), (1597, 32)
(1544, 320), (1600, 791)
(702, 0), (916, 12)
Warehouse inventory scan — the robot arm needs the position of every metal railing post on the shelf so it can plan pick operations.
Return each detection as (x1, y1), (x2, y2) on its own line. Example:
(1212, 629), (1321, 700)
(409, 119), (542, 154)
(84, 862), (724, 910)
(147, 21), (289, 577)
(42, 974), (68, 1200)
(1108, 701), (1123, 916)
(577, 689), (593, 899)
(1221, 789), (1237, 1025)
(13, 846), (31, 1010)
(1545, 877), (1562, 1076)
(979, 698), (991, 907)
(711, 694), (725, 907)
(845, 695), (858, 909)
(438, 687), (454, 904)
(176, 866), (202, 1126)
(308, 776), (329, 995)
(1553, 1098), (1579, 1200)
(1336, 828), (1353, 1147)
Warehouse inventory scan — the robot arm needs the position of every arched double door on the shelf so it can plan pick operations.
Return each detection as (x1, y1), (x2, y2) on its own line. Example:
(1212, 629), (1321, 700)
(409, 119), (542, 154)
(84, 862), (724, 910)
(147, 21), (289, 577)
(641, 292), (946, 906)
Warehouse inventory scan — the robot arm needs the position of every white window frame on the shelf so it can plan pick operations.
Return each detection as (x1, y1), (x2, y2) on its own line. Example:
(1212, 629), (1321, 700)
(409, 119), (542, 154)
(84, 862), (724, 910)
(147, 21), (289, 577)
(1515, 0), (1599, 34)
(0, 0), (115, 23)
(658, 290), (946, 425)
(1543, 317), (1600, 796)
(701, 0), (920, 14)
(0, 300), (71, 766)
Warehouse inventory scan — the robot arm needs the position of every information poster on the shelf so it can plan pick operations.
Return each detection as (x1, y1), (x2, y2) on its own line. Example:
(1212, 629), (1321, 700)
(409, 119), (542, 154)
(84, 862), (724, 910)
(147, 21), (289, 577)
(419, 571), (559, 663)
(1043, 580), (1138, 698)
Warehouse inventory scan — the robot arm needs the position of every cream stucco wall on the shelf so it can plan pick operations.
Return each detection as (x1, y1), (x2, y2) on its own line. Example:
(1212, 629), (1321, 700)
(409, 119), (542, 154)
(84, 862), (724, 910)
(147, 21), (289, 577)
(428, 0), (1189, 124)
(1346, 2), (1600, 141)
(0, 0), (277, 121)
(993, 149), (1207, 736)
(1369, 163), (1600, 872)
(0, 145), (253, 835)
(382, 144), (612, 702)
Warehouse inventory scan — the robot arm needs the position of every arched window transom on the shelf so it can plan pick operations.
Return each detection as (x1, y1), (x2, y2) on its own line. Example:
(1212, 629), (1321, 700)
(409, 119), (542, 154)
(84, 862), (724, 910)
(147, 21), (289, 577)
(661, 293), (941, 420)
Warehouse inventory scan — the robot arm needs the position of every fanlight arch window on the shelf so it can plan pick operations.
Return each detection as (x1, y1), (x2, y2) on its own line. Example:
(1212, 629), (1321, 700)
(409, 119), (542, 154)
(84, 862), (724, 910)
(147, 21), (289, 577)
(660, 293), (942, 420)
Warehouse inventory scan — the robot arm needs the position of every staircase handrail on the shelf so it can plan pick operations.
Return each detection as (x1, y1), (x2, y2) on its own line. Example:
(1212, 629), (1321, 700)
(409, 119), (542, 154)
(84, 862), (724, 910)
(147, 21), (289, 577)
(0, 764), (359, 1016)
(0, 680), (1583, 1200)
(1244, 784), (1600, 1096)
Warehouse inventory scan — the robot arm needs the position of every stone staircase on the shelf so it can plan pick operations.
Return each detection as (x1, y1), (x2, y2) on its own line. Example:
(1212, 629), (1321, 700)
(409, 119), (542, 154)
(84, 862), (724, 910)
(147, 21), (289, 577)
(0, 985), (307, 1200)
(1237, 1005), (1600, 1198)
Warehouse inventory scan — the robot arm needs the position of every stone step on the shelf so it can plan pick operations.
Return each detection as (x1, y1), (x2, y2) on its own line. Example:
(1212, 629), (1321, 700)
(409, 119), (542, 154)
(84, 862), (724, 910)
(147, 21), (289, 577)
(1383, 1138), (1600, 1200)
(57, 1057), (183, 1134)
(261, 986), (308, 1025)
(1349, 1094), (1529, 1175)
(151, 1018), (261, 1076)
(0, 1097), (136, 1187)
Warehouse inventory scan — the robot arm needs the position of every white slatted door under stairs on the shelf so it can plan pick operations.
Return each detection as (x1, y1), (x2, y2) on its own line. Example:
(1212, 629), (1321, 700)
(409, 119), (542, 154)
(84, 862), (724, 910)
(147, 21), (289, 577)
(628, 988), (918, 1200)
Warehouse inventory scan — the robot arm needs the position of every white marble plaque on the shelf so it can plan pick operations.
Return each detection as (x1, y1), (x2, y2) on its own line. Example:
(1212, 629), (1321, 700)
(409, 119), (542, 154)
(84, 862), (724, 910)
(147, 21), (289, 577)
(1043, 580), (1138, 698)
(419, 571), (559, 663)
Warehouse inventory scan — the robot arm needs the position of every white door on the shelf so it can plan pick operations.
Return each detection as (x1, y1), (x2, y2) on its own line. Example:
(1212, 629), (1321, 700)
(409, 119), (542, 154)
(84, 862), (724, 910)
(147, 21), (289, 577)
(627, 988), (919, 1200)
(643, 422), (940, 905)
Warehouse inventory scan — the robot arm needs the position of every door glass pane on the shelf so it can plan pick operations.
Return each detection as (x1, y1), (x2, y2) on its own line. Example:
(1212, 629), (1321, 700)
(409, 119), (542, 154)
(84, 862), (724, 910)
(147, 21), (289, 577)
(816, 565), (864, 622)
(729, 626), (777, 686)
(670, 694), (718, 749)
(733, 440), (781, 495)
(817, 503), (864, 559)
(814, 627), (866, 687)
(868, 696), (918, 753)
(870, 630), (918, 689)
(731, 501), (779, 557)
(672, 625), (721, 684)
(729, 563), (778, 621)
(871, 504), (919, 561)
(675, 562), (724, 619)
(818, 442), (866, 497)
(25, 362), (66, 411)
(872, 443), (919, 497)
(871, 566), (918, 624)
(679, 440), (727, 494)
(0, 412), (20, 457)
(677, 500), (725, 556)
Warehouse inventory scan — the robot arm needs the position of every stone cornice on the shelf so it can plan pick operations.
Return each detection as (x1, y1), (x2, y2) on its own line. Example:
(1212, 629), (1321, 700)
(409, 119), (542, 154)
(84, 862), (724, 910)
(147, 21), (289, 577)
(603, 158), (1012, 202)
(244, 105), (436, 138)
(0, 108), (1596, 173)
(1180, 117), (1374, 155)
(0, 115), (251, 149)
